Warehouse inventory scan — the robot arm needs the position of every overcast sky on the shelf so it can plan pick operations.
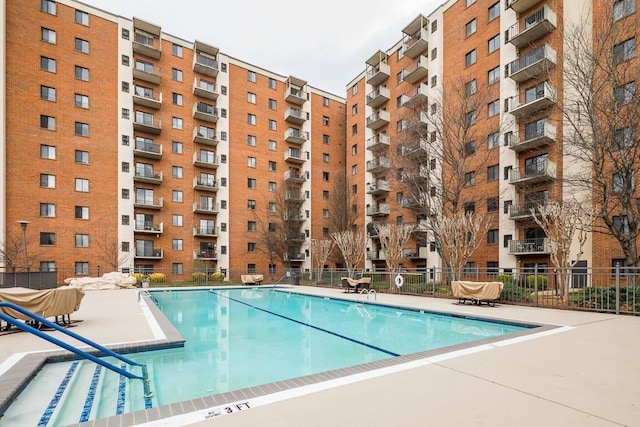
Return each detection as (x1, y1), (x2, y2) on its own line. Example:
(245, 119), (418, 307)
(81, 0), (442, 96)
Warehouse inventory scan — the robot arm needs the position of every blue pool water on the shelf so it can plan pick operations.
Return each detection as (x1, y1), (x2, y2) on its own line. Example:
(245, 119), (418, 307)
(1, 289), (532, 425)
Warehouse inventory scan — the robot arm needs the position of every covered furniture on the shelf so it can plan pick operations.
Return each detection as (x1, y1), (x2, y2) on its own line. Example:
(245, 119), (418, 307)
(241, 274), (264, 285)
(341, 277), (372, 293)
(451, 281), (503, 306)
(0, 286), (85, 327)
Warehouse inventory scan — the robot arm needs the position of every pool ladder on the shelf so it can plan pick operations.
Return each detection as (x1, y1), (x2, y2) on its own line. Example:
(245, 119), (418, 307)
(355, 288), (376, 303)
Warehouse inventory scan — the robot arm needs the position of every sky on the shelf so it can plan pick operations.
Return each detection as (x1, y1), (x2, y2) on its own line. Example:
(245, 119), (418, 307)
(81, 0), (442, 96)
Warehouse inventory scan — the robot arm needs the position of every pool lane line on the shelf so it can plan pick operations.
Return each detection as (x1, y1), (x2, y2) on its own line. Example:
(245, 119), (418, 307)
(211, 291), (400, 357)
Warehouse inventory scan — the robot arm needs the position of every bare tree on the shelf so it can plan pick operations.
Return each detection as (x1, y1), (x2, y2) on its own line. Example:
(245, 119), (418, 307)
(94, 232), (130, 272)
(0, 232), (32, 270)
(331, 230), (366, 278)
(373, 223), (415, 273)
(531, 199), (597, 300)
(310, 239), (334, 283)
(561, 1), (640, 268)
(327, 170), (358, 234)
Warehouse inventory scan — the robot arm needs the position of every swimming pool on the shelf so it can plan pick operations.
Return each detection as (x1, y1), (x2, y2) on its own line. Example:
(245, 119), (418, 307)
(1, 288), (536, 426)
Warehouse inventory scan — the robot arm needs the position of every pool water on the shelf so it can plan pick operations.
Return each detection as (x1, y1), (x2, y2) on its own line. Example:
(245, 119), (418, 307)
(1, 289), (531, 426)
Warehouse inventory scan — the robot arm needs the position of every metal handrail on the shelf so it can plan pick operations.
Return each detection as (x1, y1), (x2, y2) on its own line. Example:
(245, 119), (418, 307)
(0, 302), (145, 380)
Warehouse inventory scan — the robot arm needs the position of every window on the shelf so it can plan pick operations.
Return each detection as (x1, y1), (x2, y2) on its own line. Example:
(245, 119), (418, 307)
(464, 202), (476, 213)
(613, 171), (635, 192)
(75, 178), (89, 192)
(41, 0), (56, 14)
(172, 166), (183, 178)
(431, 19), (437, 32)
(614, 37), (636, 63)
(172, 141), (183, 154)
(75, 38), (89, 54)
(75, 262), (89, 275)
(351, 124), (358, 135)
(247, 157), (256, 168)
(75, 234), (89, 247)
(352, 164), (358, 175)
(431, 47), (437, 59)
(323, 116), (330, 125)
(40, 203), (55, 217)
(488, 34), (500, 53)
(614, 0), (636, 21)
(40, 174), (55, 188)
(464, 171), (476, 186)
(172, 214), (183, 226)
(487, 164), (499, 181)
(75, 66), (89, 81)
(172, 43), (183, 57)
(75, 206), (89, 219)
(323, 153), (330, 162)
(247, 70), (256, 82)
(613, 215), (630, 234)
(172, 93), (183, 106)
(488, 2), (500, 20)
(41, 85), (56, 101)
(75, 9), (89, 25)
(465, 19), (477, 37)
(268, 140), (276, 151)
(268, 181), (277, 192)
(245, 135), (257, 146)
(323, 172), (330, 181)
(487, 198), (499, 212)
(248, 178), (256, 189)
(40, 115), (55, 130)
(465, 49), (477, 67)
(269, 99), (277, 110)
(268, 78), (277, 89)
(41, 27), (56, 44)
(172, 117), (183, 129)
(465, 110), (476, 126)
(488, 66), (500, 85)
(614, 82), (635, 105)
(487, 229), (499, 244)
(323, 96), (330, 107)
(488, 99), (500, 117)
(169, 68), (182, 81)
(247, 92), (256, 103)
(41, 56), (56, 72)
(525, 153), (549, 176)
(75, 122), (89, 136)
(465, 141), (476, 156)
(40, 261), (56, 272)
(431, 75), (438, 87)
(121, 54), (129, 66)
(247, 114), (256, 125)
(40, 145), (56, 159)
(122, 29), (129, 40)
(74, 150), (89, 165)
(351, 144), (358, 155)
(614, 126), (636, 149)
(247, 243), (256, 253)
(75, 93), (89, 109)
(268, 119), (277, 130)
(504, 165), (513, 180)
(40, 232), (56, 246)
(352, 84), (358, 95)
(247, 199), (257, 210)
(488, 132), (500, 149)
(268, 202), (276, 212)
(465, 79), (477, 97)
(352, 104), (358, 115)
(323, 190), (329, 200)
(268, 161), (276, 171)
(172, 190), (183, 202)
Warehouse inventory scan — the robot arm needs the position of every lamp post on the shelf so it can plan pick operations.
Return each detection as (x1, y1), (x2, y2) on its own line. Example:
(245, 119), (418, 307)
(16, 220), (30, 288)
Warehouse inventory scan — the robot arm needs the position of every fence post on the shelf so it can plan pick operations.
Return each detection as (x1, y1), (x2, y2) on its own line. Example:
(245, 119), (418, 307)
(615, 263), (620, 315)
(432, 265), (436, 296)
(534, 263), (539, 307)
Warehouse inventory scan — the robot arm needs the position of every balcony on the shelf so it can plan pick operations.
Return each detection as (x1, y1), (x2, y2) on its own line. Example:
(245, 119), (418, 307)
(366, 156), (391, 174)
(135, 248), (163, 260)
(193, 127), (218, 147)
(506, 0), (544, 14)
(366, 180), (390, 195)
(193, 78), (219, 100)
(284, 169), (306, 184)
(401, 197), (421, 208)
(508, 122), (556, 152)
(193, 152), (219, 169)
(283, 108), (307, 125)
(133, 31), (161, 59)
(193, 103), (219, 123)
(367, 203), (390, 217)
(366, 132), (391, 151)
(284, 149), (306, 164)
(402, 55), (429, 84)
(402, 83), (428, 109)
(133, 140), (162, 160)
(285, 77), (307, 105)
(403, 111), (429, 133)
(284, 128), (308, 145)
(400, 139), (429, 157)
(366, 86), (390, 108)
(508, 82), (556, 118)
(366, 110), (390, 130)
(366, 50), (390, 86)
(193, 226), (218, 237)
(193, 53), (219, 77)
(133, 62), (161, 85)
(402, 15), (429, 59)
(506, 6), (557, 48)
(509, 199), (555, 221)
(506, 44), (556, 83)
(288, 232), (306, 242)
(284, 212), (306, 222)
(134, 170), (163, 185)
(133, 115), (162, 135)
(286, 253), (306, 262)
(402, 248), (421, 259)
(193, 201), (218, 215)
(134, 197), (163, 210)
(509, 238), (550, 255)
(285, 191), (305, 204)
(133, 87), (162, 110)
(193, 177), (219, 192)
(194, 249), (217, 261)
(510, 160), (556, 185)
(366, 251), (386, 260)
(134, 222), (163, 234)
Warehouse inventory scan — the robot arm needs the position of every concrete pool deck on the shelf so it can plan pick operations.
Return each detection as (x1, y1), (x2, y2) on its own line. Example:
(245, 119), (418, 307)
(0, 286), (638, 426)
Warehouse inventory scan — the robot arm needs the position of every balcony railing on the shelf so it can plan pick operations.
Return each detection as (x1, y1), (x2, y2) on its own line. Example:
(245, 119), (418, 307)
(402, 83), (429, 109)
(133, 87), (162, 109)
(506, 44), (556, 83)
(193, 103), (219, 123)
(366, 62), (390, 87)
(366, 180), (391, 195)
(285, 86), (307, 105)
(134, 222), (163, 234)
(507, 122), (556, 152)
(366, 110), (390, 130)
(133, 115), (162, 135)
(194, 249), (217, 260)
(366, 203), (390, 216)
(134, 197), (163, 210)
(135, 248), (163, 259)
(288, 232), (306, 242)
(403, 27), (429, 59)
(284, 169), (306, 183)
(193, 78), (218, 100)
(509, 199), (555, 220)
(284, 108), (307, 125)
(133, 62), (161, 85)
(133, 32), (161, 59)
(133, 140), (162, 160)
(193, 53), (219, 77)
(285, 252), (306, 261)
(193, 177), (219, 192)
(134, 170), (162, 184)
(366, 133), (391, 151)
(508, 82), (556, 118)
(284, 128), (308, 144)
(509, 238), (550, 255)
(510, 160), (556, 185)
(193, 152), (219, 169)
(193, 226), (218, 237)
(366, 157), (391, 174)
(193, 127), (218, 146)
(366, 251), (386, 260)
(193, 201), (218, 214)
(402, 55), (429, 84)
(400, 140), (429, 157)
(506, 5), (557, 48)
(284, 150), (306, 164)
(366, 86), (390, 108)
(285, 191), (305, 203)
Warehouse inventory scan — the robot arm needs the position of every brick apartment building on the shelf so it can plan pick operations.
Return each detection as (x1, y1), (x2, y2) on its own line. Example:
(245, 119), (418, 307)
(0, 0), (636, 282)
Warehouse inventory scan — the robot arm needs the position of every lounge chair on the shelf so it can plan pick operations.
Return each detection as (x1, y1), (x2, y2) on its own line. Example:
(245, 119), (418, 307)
(0, 286), (85, 328)
(241, 274), (264, 286)
(341, 277), (372, 293)
(451, 281), (503, 306)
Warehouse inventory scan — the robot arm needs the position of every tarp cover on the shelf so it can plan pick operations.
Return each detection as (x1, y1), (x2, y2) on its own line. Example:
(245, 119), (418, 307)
(0, 286), (85, 320)
(64, 272), (137, 290)
(241, 274), (264, 285)
(451, 281), (504, 301)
